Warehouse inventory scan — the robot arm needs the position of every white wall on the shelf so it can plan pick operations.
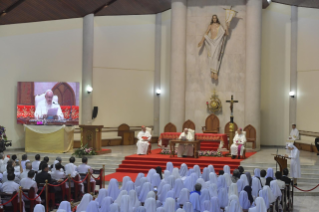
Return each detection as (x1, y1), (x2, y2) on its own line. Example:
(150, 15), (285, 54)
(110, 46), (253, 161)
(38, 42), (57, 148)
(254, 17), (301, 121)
(296, 7), (319, 136)
(0, 19), (83, 148)
(260, 3), (291, 146)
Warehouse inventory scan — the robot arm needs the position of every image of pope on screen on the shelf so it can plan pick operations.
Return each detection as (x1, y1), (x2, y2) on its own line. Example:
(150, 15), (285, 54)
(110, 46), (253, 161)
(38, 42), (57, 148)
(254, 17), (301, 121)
(34, 89), (64, 120)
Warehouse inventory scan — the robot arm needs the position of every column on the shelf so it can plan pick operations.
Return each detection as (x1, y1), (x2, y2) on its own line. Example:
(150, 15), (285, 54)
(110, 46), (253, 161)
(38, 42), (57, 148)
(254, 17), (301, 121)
(245, 0), (262, 149)
(82, 14), (94, 125)
(153, 13), (162, 136)
(169, 0), (187, 131)
(289, 6), (298, 128)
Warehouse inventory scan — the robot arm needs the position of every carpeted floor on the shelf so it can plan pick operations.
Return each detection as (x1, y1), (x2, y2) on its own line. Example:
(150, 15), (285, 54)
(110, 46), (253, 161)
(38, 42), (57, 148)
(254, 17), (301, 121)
(105, 148), (256, 182)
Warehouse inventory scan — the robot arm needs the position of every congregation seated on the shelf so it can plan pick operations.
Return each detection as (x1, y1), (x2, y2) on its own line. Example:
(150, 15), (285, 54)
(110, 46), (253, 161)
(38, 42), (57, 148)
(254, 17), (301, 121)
(0, 153), (9, 173)
(274, 171), (285, 189)
(281, 168), (292, 185)
(21, 154), (30, 170)
(20, 170), (41, 203)
(51, 163), (66, 180)
(77, 157), (96, 187)
(51, 156), (65, 171)
(20, 161), (32, 179)
(259, 170), (266, 186)
(35, 162), (62, 193)
(3, 160), (21, 183)
(231, 128), (247, 159)
(39, 156), (50, 171)
(32, 154), (41, 171)
(136, 126), (152, 155)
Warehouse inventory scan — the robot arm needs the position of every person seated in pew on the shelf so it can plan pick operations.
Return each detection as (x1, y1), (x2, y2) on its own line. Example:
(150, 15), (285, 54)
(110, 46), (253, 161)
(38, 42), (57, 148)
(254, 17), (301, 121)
(51, 163), (66, 180)
(274, 171), (285, 189)
(20, 162), (32, 179)
(177, 128), (194, 158)
(65, 156), (84, 193)
(2, 160), (22, 183)
(32, 154), (41, 171)
(76, 157), (96, 190)
(35, 162), (62, 193)
(21, 154), (30, 170)
(0, 153), (10, 173)
(20, 170), (41, 203)
(51, 156), (65, 171)
(231, 128), (247, 159)
(65, 156), (78, 173)
(281, 168), (292, 185)
(136, 126), (152, 155)
(38, 156), (49, 172)
(1, 172), (25, 212)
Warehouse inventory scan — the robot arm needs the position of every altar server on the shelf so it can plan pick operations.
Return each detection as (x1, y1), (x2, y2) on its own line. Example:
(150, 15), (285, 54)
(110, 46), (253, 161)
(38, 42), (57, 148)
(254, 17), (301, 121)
(136, 126), (152, 155)
(285, 143), (301, 185)
(177, 128), (194, 157)
(231, 128), (247, 159)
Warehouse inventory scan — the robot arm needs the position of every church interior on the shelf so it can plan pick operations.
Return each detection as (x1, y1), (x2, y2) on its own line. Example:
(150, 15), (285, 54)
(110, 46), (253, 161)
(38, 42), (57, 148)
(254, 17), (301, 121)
(1, 0), (319, 211)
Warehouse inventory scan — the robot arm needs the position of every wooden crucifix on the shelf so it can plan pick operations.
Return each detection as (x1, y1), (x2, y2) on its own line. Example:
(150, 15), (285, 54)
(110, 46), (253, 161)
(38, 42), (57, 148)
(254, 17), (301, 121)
(226, 95), (238, 121)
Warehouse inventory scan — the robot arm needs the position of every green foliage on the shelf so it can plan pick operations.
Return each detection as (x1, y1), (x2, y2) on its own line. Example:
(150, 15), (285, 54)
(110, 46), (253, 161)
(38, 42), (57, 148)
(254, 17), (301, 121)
(72, 143), (97, 158)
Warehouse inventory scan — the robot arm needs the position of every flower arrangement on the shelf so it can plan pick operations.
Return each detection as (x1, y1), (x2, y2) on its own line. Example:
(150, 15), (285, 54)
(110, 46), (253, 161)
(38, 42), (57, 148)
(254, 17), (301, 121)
(198, 150), (222, 157)
(160, 147), (178, 155)
(0, 126), (7, 141)
(73, 143), (97, 158)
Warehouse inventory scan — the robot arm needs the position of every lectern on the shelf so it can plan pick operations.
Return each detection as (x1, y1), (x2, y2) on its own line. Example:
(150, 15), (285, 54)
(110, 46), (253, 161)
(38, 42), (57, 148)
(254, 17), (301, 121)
(79, 125), (104, 151)
(273, 154), (288, 173)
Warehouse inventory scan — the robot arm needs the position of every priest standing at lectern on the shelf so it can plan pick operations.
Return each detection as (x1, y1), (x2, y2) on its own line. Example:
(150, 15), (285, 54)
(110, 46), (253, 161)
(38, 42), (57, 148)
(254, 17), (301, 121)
(177, 128), (194, 158)
(231, 128), (246, 159)
(136, 126), (152, 155)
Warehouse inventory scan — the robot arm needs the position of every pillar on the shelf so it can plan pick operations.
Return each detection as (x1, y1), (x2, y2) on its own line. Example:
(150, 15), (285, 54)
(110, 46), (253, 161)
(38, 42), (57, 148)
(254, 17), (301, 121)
(245, 0), (262, 149)
(81, 14), (94, 125)
(169, 0), (187, 131)
(154, 13), (162, 136)
(289, 6), (298, 128)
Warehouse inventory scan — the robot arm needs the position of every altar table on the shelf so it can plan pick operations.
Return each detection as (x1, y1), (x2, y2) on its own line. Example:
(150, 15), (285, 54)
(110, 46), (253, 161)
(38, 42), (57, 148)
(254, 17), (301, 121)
(169, 140), (200, 158)
(24, 124), (75, 153)
(158, 132), (228, 149)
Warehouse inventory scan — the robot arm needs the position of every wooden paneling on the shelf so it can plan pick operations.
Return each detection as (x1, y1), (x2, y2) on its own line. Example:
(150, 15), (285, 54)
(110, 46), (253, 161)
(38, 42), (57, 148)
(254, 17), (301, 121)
(0, 0), (171, 25)
(203, 114), (220, 133)
(182, 120), (196, 131)
(164, 123), (177, 133)
(294, 141), (319, 153)
(52, 82), (76, 106)
(244, 124), (256, 149)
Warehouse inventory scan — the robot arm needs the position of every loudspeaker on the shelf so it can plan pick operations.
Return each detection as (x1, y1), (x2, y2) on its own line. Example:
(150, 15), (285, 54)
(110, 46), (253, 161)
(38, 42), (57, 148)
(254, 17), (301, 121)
(92, 106), (98, 119)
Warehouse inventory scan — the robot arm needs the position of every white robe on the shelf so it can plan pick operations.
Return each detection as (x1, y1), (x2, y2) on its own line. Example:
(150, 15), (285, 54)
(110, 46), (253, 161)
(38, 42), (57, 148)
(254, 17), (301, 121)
(204, 25), (225, 74)
(20, 177), (41, 202)
(289, 128), (299, 140)
(34, 101), (64, 120)
(231, 133), (247, 156)
(136, 131), (152, 155)
(177, 132), (194, 157)
(32, 160), (41, 171)
(288, 144), (301, 178)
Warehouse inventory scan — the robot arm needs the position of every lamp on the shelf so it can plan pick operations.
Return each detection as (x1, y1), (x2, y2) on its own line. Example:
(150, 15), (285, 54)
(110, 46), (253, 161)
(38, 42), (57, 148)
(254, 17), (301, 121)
(86, 86), (93, 94)
(289, 91), (295, 98)
(155, 89), (161, 96)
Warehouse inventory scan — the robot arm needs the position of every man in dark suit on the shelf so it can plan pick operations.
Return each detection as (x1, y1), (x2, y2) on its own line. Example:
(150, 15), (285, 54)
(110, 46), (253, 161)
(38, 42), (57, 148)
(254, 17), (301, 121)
(36, 162), (62, 193)
(281, 168), (292, 185)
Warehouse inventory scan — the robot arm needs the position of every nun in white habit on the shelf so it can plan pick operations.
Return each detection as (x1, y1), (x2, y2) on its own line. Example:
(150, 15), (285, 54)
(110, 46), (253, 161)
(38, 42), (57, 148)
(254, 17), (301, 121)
(151, 173), (161, 188)
(193, 165), (201, 178)
(120, 195), (130, 212)
(248, 197), (267, 212)
(196, 178), (207, 189)
(208, 165), (215, 174)
(58, 201), (72, 212)
(86, 201), (100, 212)
(34, 204), (45, 212)
(239, 191), (251, 210)
(225, 195), (242, 212)
(129, 190), (141, 212)
(156, 207), (166, 212)
(157, 181), (167, 196)
(172, 168), (181, 179)
(177, 188), (189, 206)
(179, 163), (188, 179)
(200, 188), (211, 204)
(167, 175), (176, 188)
(108, 179), (120, 200)
(136, 177), (149, 196)
(254, 169), (260, 178)
(176, 209), (186, 212)
(202, 168), (209, 182)
(76, 193), (93, 212)
(115, 190), (128, 206)
(202, 200), (211, 212)
(139, 182), (153, 202)
(173, 178), (185, 198)
(134, 206), (146, 212)
(217, 175), (227, 190)
(122, 176), (133, 191)
(251, 178), (262, 198)
(184, 173), (198, 192)
(145, 198), (157, 212)
(209, 173), (218, 185)
(135, 173), (145, 188)
(184, 202), (194, 212)
(96, 188), (108, 207)
(210, 197), (220, 212)
(189, 192), (201, 212)
(218, 188), (228, 208)
(286, 143), (301, 184)
(147, 191), (156, 199)
(228, 183), (239, 197)
(166, 162), (174, 173)
(223, 165), (231, 175)
(239, 175), (249, 187)
(100, 197), (113, 212)
(126, 181), (136, 192)
(110, 203), (120, 212)
(147, 169), (156, 182)
(208, 184), (218, 197)
(163, 170), (171, 182)
(270, 180), (282, 199)
(163, 197), (176, 212)
(236, 179), (245, 194)
(158, 184), (171, 204)
(265, 168), (274, 180)
(224, 173), (232, 187)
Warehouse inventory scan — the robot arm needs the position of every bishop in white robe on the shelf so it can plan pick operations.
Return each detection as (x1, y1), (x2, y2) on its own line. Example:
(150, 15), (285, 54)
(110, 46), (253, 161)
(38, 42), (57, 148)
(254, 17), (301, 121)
(136, 126), (152, 155)
(289, 124), (299, 140)
(231, 128), (247, 159)
(177, 128), (194, 157)
(34, 90), (64, 120)
(285, 143), (301, 185)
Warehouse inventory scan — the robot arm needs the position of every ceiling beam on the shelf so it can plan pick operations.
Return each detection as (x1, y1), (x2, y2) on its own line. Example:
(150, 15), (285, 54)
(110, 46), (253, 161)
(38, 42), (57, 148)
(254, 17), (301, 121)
(0, 0), (25, 18)
(93, 0), (117, 15)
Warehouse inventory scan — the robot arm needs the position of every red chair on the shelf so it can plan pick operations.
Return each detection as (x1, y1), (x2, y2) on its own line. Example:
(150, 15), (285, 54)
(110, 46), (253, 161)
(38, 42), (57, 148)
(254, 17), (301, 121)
(1, 191), (19, 212)
(22, 187), (36, 212)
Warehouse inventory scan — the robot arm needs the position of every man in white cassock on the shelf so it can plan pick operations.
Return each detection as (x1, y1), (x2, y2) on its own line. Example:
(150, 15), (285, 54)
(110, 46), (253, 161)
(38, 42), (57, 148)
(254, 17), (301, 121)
(231, 128), (246, 159)
(34, 89), (64, 120)
(285, 143), (301, 185)
(177, 128), (194, 158)
(136, 126), (152, 155)
(289, 124), (299, 140)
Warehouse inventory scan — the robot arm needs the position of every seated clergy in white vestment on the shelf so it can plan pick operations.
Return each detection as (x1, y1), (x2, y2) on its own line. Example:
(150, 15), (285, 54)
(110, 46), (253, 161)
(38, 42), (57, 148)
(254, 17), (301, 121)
(34, 89), (64, 120)
(231, 128), (247, 159)
(288, 124), (299, 140)
(136, 126), (152, 155)
(177, 128), (194, 158)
